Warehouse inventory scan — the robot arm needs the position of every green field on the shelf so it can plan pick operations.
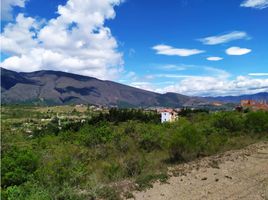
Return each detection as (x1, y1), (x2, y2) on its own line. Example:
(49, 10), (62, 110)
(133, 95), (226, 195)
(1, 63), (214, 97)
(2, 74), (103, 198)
(1, 105), (268, 200)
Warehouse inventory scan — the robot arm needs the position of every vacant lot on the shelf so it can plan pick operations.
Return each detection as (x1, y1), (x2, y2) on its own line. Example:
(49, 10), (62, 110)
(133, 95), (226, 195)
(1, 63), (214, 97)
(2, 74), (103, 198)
(133, 142), (268, 200)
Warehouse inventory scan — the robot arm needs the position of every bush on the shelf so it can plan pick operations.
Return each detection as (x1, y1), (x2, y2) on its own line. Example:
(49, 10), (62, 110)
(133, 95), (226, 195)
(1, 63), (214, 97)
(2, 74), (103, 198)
(168, 123), (205, 161)
(213, 112), (245, 132)
(81, 123), (114, 147)
(96, 186), (121, 200)
(1, 147), (38, 188)
(102, 162), (123, 181)
(245, 111), (268, 133)
(138, 124), (164, 152)
(2, 182), (51, 200)
(135, 173), (168, 190)
(123, 156), (143, 177)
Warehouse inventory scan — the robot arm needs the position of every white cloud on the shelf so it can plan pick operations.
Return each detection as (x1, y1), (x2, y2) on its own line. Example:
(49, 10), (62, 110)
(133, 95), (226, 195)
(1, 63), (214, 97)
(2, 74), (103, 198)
(157, 75), (268, 96)
(146, 74), (195, 79)
(206, 57), (223, 61)
(241, 0), (268, 9)
(145, 66), (230, 80)
(158, 64), (189, 71)
(152, 45), (205, 57)
(248, 73), (268, 76)
(125, 71), (138, 81)
(1, 0), (124, 80)
(199, 31), (249, 45)
(1, 0), (27, 21)
(123, 66), (268, 96)
(143, 67), (268, 96)
(226, 46), (252, 55)
(130, 82), (155, 92)
(0, 14), (41, 55)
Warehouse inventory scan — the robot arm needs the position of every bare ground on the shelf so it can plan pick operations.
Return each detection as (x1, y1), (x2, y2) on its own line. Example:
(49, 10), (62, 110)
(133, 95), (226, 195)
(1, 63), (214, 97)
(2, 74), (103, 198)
(131, 142), (268, 200)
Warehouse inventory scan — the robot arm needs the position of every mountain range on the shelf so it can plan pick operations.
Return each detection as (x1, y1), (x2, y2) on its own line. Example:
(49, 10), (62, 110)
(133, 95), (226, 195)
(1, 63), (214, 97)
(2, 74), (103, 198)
(1, 68), (267, 107)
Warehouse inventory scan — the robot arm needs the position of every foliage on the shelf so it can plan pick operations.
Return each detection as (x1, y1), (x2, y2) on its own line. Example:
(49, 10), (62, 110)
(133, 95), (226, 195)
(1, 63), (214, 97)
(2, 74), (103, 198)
(168, 121), (205, 161)
(213, 111), (245, 132)
(1, 105), (268, 199)
(245, 111), (268, 133)
(1, 147), (38, 188)
(88, 108), (160, 124)
(179, 108), (209, 117)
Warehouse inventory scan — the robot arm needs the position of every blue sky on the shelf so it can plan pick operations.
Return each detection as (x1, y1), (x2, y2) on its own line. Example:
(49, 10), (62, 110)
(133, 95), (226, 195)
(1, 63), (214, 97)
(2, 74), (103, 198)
(1, 0), (268, 96)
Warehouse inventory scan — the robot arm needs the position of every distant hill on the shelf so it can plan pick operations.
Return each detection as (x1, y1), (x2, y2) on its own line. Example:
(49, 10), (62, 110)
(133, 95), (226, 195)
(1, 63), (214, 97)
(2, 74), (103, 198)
(205, 92), (268, 103)
(1, 68), (204, 107)
(2, 68), (267, 107)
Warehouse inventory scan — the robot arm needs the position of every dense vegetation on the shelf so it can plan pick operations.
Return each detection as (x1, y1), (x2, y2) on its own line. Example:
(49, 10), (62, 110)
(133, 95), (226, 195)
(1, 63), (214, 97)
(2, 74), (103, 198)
(1, 106), (268, 200)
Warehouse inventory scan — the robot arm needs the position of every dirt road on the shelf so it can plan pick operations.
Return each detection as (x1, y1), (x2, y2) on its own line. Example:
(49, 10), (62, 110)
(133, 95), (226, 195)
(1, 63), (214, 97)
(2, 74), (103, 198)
(132, 142), (268, 200)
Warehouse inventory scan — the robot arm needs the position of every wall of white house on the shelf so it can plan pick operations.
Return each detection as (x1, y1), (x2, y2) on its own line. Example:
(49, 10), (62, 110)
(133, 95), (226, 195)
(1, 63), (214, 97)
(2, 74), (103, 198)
(161, 112), (172, 123)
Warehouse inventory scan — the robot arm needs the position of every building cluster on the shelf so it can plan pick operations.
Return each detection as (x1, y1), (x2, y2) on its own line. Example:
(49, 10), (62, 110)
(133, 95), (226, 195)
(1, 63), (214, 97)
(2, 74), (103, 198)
(240, 100), (268, 111)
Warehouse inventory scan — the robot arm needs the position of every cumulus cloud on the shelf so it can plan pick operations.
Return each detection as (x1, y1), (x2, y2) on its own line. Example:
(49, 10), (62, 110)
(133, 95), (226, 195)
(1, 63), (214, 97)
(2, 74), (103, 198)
(226, 46), (252, 55)
(157, 75), (268, 96)
(152, 45), (205, 57)
(199, 31), (249, 45)
(139, 67), (268, 96)
(1, 0), (124, 80)
(241, 0), (268, 9)
(1, 0), (27, 21)
(123, 65), (268, 97)
(206, 57), (223, 61)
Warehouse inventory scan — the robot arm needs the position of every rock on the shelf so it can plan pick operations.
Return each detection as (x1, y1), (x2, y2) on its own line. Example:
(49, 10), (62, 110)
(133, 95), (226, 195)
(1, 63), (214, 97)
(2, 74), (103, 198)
(225, 175), (232, 179)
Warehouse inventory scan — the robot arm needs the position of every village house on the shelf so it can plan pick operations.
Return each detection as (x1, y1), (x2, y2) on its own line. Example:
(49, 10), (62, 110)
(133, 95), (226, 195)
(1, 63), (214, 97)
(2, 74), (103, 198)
(240, 100), (268, 111)
(159, 109), (178, 123)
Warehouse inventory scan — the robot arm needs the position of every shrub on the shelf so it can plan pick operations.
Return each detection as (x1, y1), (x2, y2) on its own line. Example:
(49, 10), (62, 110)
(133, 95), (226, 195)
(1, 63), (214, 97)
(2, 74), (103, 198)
(1, 147), (38, 188)
(123, 156), (143, 177)
(168, 123), (205, 161)
(212, 112), (245, 132)
(3, 182), (51, 200)
(81, 123), (114, 147)
(245, 111), (268, 133)
(135, 173), (168, 190)
(96, 186), (121, 200)
(33, 121), (59, 137)
(138, 124), (163, 152)
(102, 162), (123, 181)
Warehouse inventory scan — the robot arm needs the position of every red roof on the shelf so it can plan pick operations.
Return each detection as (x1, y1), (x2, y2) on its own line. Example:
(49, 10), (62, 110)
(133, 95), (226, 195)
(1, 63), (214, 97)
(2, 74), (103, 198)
(159, 109), (174, 113)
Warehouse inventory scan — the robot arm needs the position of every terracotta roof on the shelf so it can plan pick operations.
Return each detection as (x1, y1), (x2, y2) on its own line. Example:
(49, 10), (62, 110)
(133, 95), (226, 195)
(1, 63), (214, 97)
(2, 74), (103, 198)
(159, 109), (175, 113)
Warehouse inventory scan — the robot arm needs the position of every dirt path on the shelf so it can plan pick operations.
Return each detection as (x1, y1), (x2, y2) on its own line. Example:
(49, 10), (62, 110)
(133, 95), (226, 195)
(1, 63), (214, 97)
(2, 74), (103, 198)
(132, 142), (268, 200)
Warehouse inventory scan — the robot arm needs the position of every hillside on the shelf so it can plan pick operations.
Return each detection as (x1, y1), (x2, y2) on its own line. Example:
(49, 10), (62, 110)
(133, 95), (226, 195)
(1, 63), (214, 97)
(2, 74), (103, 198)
(1, 68), (204, 107)
(204, 92), (268, 103)
(2, 68), (267, 107)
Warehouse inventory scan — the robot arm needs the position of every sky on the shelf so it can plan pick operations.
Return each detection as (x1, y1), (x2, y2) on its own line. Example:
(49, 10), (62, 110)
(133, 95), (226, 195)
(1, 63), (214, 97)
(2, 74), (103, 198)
(1, 0), (268, 96)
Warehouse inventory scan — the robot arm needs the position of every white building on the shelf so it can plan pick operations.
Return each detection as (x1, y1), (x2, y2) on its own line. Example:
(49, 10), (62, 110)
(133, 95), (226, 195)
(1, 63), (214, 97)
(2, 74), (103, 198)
(160, 109), (178, 123)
